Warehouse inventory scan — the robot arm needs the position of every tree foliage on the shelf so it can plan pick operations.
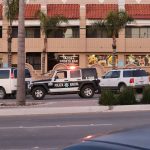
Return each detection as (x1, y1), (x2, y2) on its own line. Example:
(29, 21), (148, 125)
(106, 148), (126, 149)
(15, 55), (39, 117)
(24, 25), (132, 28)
(91, 10), (133, 37)
(5, 0), (19, 24)
(36, 11), (68, 38)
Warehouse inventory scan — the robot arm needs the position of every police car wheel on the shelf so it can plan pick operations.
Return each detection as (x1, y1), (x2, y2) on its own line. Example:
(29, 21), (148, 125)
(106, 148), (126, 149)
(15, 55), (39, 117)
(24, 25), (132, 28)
(0, 88), (6, 99)
(32, 86), (46, 100)
(78, 93), (84, 98)
(81, 85), (94, 98)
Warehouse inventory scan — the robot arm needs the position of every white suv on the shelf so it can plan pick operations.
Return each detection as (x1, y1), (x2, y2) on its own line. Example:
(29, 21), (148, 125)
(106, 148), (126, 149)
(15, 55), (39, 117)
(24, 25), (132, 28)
(0, 68), (32, 99)
(100, 69), (149, 92)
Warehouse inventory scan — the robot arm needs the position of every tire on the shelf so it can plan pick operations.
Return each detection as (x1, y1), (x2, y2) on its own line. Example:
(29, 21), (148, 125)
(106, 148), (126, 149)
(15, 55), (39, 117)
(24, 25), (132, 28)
(119, 84), (126, 93)
(80, 85), (94, 98)
(0, 88), (6, 99)
(11, 93), (16, 99)
(32, 86), (46, 100)
(78, 93), (84, 98)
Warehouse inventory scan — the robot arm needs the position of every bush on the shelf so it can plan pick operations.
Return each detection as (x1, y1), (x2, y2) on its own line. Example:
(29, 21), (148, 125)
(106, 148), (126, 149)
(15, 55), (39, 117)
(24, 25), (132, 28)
(142, 85), (150, 104)
(117, 87), (136, 105)
(99, 90), (119, 106)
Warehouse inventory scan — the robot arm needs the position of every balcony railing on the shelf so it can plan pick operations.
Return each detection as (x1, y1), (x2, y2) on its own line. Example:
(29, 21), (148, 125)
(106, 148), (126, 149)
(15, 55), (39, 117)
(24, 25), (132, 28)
(125, 38), (150, 52)
(2, 37), (149, 53)
(11, 38), (43, 52)
(47, 38), (85, 52)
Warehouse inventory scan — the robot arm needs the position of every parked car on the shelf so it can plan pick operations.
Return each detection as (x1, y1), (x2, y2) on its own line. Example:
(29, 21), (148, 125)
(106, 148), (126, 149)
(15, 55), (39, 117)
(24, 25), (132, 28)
(99, 69), (149, 92)
(63, 125), (150, 150)
(0, 67), (32, 99)
(28, 67), (101, 100)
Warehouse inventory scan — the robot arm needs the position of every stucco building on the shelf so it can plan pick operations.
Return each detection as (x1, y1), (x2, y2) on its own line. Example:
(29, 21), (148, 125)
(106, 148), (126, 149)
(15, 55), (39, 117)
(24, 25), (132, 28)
(0, 0), (150, 76)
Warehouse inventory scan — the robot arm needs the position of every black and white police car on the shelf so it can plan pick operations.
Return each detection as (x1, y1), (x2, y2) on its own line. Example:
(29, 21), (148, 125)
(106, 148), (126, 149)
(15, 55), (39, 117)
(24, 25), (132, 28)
(28, 67), (100, 100)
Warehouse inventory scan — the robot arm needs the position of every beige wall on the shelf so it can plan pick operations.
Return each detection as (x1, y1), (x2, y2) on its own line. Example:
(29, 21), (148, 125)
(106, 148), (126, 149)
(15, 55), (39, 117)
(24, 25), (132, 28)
(24, 0), (118, 4)
(126, 0), (150, 4)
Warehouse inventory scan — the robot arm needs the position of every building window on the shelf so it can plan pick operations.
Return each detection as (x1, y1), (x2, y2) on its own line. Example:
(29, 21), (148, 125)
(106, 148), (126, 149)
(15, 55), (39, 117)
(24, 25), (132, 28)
(12, 27), (40, 38)
(0, 58), (2, 68)
(25, 27), (40, 38)
(48, 26), (79, 38)
(88, 54), (118, 67)
(86, 26), (117, 38)
(126, 27), (150, 38)
(126, 55), (150, 66)
(148, 28), (150, 38)
(26, 53), (41, 70)
(0, 27), (2, 38)
(12, 27), (18, 38)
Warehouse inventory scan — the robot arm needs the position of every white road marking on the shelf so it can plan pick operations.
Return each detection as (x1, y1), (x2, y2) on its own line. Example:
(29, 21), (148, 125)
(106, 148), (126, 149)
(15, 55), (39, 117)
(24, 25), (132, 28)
(33, 147), (39, 149)
(32, 147), (58, 150)
(0, 123), (112, 130)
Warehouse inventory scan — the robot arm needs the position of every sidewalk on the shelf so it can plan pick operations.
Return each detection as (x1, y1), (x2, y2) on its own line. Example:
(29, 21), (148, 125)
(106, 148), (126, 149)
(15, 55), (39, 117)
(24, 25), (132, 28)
(0, 99), (150, 116)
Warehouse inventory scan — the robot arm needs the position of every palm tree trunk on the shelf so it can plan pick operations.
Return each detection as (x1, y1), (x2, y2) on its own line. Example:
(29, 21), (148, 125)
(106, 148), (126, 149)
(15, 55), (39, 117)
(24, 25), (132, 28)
(112, 35), (116, 69)
(16, 0), (25, 105)
(7, 26), (12, 67)
(42, 37), (47, 74)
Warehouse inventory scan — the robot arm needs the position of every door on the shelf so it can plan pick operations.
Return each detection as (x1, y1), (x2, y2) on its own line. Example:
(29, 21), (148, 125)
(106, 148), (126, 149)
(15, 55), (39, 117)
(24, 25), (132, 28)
(0, 69), (12, 94)
(100, 71), (112, 88)
(109, 71), (120, 88)
(100, 71), (120, 89)
(50, 70), (70, 93)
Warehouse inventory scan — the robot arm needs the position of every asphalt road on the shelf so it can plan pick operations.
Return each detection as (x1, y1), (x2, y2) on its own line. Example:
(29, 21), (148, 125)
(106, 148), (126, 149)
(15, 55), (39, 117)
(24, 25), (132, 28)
(28, 94), (99, 102)
(3, 93), (99, 102)
(0, 111), (150, 150)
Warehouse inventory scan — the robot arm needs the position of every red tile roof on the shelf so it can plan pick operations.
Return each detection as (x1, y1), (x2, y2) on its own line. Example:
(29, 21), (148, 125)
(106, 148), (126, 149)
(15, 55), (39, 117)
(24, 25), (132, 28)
(47, 4), (80, 19)
(25, 4), (41, 19)
(0, 4), (2, 19)
(125, 4), (150, 19)
(86, 4), (118, 19)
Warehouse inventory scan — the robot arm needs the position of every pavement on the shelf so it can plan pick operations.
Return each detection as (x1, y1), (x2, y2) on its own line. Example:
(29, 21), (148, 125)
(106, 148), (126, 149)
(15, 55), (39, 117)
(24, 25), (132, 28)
(0, 97), (150, 116)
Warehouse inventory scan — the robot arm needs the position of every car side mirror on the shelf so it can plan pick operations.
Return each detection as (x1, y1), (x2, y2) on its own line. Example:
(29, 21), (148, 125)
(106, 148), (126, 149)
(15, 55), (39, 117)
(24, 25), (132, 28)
(102, 75), (105, 79)
(54, 75), (59, 81)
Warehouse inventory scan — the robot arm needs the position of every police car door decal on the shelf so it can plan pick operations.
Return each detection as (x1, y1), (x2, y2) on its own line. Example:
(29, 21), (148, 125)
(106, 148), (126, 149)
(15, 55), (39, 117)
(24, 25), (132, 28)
(49, 70), (79, 93)
(49, 82), (79, 93)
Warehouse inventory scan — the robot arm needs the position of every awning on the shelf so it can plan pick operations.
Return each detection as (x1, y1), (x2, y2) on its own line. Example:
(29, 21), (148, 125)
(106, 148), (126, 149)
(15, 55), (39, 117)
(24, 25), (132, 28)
(86, 4), (118, 19)
(125, 4), (150, 19)
(47, 4), (80, 19)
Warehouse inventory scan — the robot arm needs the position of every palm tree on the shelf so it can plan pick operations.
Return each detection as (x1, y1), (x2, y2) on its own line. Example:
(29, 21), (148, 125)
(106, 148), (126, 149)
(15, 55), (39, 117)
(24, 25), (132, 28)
(91, 10), (133, 69)
(5, 0), (19, 67)
(16, 0), (25, 105)
(36, 11), (68, 74)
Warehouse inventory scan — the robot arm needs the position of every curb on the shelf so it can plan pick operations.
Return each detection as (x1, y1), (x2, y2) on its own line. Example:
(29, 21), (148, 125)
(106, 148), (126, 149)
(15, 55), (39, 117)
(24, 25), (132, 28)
(0, 105), (150, 116)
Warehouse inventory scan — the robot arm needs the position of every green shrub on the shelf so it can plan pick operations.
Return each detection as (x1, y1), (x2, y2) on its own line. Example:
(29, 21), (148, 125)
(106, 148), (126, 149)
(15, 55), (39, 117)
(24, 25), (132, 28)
(117, 87), (136, 105)
(142, 85), (150, 104)
(99, 90), (119, 106)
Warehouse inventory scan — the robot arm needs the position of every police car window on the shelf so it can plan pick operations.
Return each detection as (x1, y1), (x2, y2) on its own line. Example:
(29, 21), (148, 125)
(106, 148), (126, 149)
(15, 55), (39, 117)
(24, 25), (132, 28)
(82, 68), (97, 79)
(0, 70), (10, 79)
(56, 71), (67, 79)
(70, 70), (81, 78)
